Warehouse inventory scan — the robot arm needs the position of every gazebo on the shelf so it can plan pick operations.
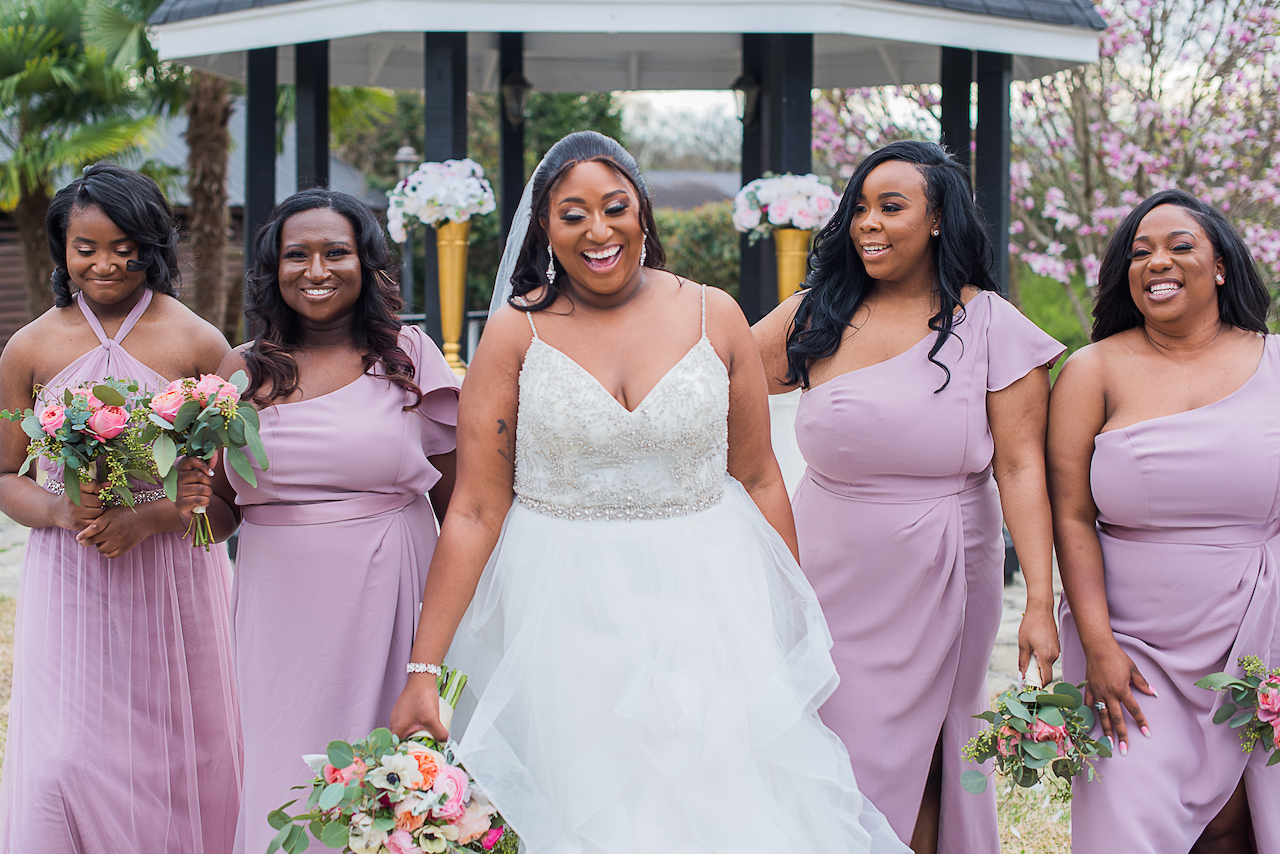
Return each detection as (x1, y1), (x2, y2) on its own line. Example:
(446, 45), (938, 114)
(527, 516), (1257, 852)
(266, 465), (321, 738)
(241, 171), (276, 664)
(149, 0), (1104, 330)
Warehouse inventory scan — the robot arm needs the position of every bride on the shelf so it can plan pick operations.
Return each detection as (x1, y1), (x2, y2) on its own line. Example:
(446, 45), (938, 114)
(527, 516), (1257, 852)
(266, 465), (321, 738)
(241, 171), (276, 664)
(390, 131), (908, 854)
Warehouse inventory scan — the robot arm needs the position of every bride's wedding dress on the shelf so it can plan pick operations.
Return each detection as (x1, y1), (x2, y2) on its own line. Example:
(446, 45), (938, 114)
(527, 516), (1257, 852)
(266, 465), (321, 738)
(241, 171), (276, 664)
(446, 286), (908, 854)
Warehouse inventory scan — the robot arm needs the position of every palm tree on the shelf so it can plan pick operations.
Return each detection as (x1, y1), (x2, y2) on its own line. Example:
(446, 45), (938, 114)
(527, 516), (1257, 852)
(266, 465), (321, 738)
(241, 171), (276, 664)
(0, 0), (155, 319)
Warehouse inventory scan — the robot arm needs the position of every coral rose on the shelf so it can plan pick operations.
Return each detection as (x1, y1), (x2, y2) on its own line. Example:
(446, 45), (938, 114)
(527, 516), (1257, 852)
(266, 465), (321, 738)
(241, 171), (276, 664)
(38, 404), (65, 435)
(996, 724), (1021, 758)
(148, 389), (186, 425)
(454, 799), (496, 844)
(427, 764), (470, 823)
(323, 756), (367, 786)
(406, 744), (444, 789)
(86, 405), (129, 440)
(193, 373), (238, 405)
(1272, 720), (1280, 750)
(1256, 677), (1280, 723)
(68, 388), (102, 410)
(1029, 718), (1069, 744)
(394, 796), (427, 832)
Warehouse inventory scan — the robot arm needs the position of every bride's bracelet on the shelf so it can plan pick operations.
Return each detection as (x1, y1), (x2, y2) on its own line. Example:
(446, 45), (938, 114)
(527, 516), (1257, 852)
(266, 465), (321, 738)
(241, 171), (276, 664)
(407, 662), (442, 676)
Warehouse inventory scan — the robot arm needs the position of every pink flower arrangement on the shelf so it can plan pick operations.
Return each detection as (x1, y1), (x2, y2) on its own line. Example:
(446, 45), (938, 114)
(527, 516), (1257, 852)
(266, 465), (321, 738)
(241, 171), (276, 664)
(732, 173), (841, 243)
(1256, 677), (1280, 723)
(1198, 655), (1280, 766)
(270, 668), (517, 854)
(38, 404), (65, 436)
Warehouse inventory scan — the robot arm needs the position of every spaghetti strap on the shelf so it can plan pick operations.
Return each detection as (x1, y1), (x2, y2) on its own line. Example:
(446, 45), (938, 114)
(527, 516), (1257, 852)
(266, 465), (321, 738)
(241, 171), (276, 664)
(525, 310), (539, 340)
(76, 288), (153, 350)
(700, 284), (707, 338)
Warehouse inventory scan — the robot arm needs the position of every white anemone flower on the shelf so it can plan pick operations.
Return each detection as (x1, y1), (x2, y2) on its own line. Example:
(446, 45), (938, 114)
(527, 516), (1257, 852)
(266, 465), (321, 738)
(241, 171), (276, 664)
(368, 752), (425, 793)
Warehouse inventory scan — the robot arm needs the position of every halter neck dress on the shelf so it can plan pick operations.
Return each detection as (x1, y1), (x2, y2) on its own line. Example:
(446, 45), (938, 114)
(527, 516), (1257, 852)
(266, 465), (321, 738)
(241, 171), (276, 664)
(791, 291), (1064, 852)
(444, 287), (910, 854)
(225, 324), (459, 854)
(1060, 334), (1280, 853)
(0, 289), (242, 854)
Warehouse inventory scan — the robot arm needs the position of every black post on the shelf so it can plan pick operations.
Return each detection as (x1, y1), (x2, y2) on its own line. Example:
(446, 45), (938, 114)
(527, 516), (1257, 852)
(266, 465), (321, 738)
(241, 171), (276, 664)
(295, 40), (330, 190)
(771, 33), (813, 176)
(421, 32), (468, 345)
(244, 47), (277, 275)
(499, 33), (525, 246)
(975, 50), (1012, 297)
(739, 33), (768, 324)
(939, 46), (973, 176)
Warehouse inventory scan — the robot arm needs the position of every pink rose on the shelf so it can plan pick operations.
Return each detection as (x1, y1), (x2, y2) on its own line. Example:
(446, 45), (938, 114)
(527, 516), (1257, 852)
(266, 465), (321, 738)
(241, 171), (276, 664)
(1272, 719), (1280, 750)
(427, 764), (470, 823)
(193, 374), (238, 405)
(1030, 718), (1069, 744)
(149, 389), (186, 425)
(38, 404), (65, 436)
(1256, 677), (1280, 723)
(165, 378), (191, 394)
(86, 405), (129, 440)
(323, 756), (367, 786)
(384, 829), (422, 854)
(481, 827), (505, 851)
(454, 797), (497, 844)
(996, 724), (1021, 758)
(68, 388), (102, 410)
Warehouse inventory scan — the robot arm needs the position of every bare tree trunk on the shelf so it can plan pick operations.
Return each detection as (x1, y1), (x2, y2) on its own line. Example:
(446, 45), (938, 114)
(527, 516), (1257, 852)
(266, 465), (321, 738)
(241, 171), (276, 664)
(15, 183), (55, 320)
(1061, 279), (1093, 335)
(1006, 259), (1022, 309)
(185, 71), (233, 332)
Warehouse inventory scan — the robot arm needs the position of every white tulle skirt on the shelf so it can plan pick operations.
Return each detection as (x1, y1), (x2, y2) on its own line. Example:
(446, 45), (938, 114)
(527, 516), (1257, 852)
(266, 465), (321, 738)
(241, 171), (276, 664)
(446, 477), (908, 854)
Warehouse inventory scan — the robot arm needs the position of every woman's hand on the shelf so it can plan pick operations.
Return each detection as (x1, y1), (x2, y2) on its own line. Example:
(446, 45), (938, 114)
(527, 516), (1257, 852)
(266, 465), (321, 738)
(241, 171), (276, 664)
(390, 674), (450, 742)
(52, 481), (103, 533)
(1081, 637), (1155, 754)
(77, 502), (160, 559)
(1017, 604), (1060, 687)
(175, 456), (215, 527)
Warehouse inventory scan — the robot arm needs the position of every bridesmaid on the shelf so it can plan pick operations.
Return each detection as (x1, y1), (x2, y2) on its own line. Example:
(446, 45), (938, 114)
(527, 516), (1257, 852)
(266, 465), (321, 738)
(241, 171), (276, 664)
(174, 189), (459, 854)
(754, 140), (1064, 854)
(0, 165), (240, 851)
(1050, 189), (1279, 852)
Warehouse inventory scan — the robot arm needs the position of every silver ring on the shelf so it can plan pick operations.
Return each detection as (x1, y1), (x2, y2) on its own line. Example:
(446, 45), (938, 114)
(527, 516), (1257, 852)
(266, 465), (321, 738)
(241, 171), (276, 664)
(1094, 701), (1107, 712)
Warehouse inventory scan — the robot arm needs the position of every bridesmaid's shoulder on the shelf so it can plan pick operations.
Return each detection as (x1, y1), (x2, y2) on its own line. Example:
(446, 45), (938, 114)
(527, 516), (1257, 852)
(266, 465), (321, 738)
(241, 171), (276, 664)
(218, 343), (252, 380)
(147, 292), (231, 362)
(1052, 332), (1138, 392)
(1, 303), (88, 370)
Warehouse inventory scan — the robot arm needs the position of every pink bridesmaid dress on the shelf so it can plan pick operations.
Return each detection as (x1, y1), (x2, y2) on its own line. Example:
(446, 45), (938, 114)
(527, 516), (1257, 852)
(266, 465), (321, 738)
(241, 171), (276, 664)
(226, 325), (459, 854)
(1060, 335), (1280, 853)
(0, 289), (242, 853)
(792, 290), (1063, 852)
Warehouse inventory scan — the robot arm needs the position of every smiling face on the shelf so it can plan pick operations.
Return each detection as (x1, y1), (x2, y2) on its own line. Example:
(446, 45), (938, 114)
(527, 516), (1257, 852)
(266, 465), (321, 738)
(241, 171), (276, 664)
(542, 159), (646, 298)
(848, 159), (938, 285)
(65, 203), (146, 307)
(277, 207), (363, 327)
(1127, 204), (1224, 326)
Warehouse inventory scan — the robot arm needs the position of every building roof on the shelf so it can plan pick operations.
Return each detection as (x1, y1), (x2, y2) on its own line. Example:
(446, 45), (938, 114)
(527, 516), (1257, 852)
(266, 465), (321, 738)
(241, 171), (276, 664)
(151, 0), (1104, 90)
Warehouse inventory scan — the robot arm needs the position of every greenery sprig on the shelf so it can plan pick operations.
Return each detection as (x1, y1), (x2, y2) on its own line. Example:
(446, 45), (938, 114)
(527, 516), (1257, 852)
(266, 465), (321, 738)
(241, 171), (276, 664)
(1196, 655), (1280, 765)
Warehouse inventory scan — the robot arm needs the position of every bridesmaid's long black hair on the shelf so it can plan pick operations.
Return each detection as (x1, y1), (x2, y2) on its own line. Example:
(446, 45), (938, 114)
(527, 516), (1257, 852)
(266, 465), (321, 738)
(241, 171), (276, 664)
(46, 163), (181, 307)
(1092, 189), (1270, 341)
(509, 131), (667, 312)
(242, 188), (423, 407)
(784, 140), (997, 391)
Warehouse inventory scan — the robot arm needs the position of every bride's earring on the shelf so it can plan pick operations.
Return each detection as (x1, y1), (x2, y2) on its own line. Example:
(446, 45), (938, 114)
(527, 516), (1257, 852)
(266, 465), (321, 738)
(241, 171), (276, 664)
(546, 244), (557, 285)
(639, 229), (649, 268)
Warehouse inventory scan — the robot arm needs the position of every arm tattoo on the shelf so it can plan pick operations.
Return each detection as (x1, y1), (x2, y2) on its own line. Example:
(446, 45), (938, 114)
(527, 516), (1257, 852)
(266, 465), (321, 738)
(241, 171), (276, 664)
(497, 418), (514, 463)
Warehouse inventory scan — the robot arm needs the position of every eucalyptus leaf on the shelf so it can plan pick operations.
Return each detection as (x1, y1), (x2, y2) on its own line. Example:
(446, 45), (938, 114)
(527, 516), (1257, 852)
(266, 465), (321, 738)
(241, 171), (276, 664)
(1016, 766), (1039, 788)
(1004, 697), (1033, 722)
(1229, 708), (1256, 728)
(16, 454), (33, 477)
(326, 740), (354, 769)
(1080, 707), (1095, 730)
(1195, 672), (1240, 691)
(63, 389), (73, 406)
(1213, 703), (1239, 725)
(173, 400), (202, 432)
(1023, 740), (1059, 761)
(21, 415), (45, 441)
(960, 770), (988, 794)
(239, 404), (260, 431)
(1096, 737), (1113, 758)
(372, 817), (396, 832)
(1024, 754), (1053, 769)
(228, 417), (246, 445)
(267, 822), (292, 854)
(226, 445), (256, 485)
(153, 433), (177, 476)
(1032, 693), (1074, 708)
(320, 820), (349, 848)
(1268, 750), (1280, 767)
(1053, 682), (1084, 706)
(228, 369), (250, 393)
(126, 469), (157, 484)
(65, 475), (82, 506)
(1037, 706), (1065, 727)
(268, 808), (294, 831)
(112, 484), (134, 507)
(163, 468), (179, 502)
(973, 710), (999, 724)
(91, 384), (126, 407)
(246, 422), (269, 469)
(1009, 718), (1030, 734)
(284, 824), (309, 853)
(318, 781), (345, 810)
(148, 412), (178, 431)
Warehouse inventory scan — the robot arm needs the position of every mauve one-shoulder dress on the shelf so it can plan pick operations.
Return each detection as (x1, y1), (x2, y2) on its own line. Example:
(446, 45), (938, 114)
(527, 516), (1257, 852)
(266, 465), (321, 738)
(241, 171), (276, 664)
(0, 290), (242, 853)
(225, 326), (459, 854)
(792, 291), (1063, 852)
(1060, 335), (1280, 853)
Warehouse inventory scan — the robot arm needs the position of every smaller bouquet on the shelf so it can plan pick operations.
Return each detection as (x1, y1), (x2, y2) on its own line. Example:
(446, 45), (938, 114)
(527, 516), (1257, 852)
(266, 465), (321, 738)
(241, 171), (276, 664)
(268, 668), (518, 854)
(961, 681), (1112, 796)
(1196, 655), (1280, 766)
(731, 172), (841, 244)
(140, 370), (267, 548)
(387, 158), (496, 243)
(1, 378), (156, 506)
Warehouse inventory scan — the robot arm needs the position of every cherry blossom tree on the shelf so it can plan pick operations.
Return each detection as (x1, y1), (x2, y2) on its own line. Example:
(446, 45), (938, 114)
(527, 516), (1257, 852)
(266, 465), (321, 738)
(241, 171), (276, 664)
(813, 0), (1280, 333)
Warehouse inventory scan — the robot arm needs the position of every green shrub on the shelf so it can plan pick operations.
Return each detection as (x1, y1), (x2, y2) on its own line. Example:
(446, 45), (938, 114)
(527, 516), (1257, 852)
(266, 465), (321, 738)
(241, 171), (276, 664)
(654, 202), (740, 298)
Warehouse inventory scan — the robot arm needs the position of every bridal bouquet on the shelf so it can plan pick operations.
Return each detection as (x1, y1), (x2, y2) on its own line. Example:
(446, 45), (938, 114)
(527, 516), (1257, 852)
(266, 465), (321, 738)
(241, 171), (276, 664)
(1, 378), (156, 507)
(961, 681), (1112, 797)
(140, 370), (267, 548)
(732, 172), (840, 243)
(268, 668), (518, 854)
(1196, 655), (1280, 765)
(387, 158), (496, 243)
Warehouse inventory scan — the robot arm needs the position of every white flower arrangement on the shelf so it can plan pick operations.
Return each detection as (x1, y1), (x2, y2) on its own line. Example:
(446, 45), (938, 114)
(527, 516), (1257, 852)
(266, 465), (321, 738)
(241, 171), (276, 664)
(387, 158), (496, 243)
(731, 172), (841, 244)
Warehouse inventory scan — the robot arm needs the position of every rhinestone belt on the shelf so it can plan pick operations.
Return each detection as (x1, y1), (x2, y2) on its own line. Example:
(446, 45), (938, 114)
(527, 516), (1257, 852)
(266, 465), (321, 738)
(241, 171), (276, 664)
(43, 480), (167, 504)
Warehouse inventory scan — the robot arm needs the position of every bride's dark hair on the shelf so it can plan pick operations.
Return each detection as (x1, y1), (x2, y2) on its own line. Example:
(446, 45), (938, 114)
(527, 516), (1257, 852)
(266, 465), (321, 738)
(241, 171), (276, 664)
(242, 188), (422, 407)
(46, 163), (182, 307)
(508, 131), (666, 312)
(784, 140), (996, 391)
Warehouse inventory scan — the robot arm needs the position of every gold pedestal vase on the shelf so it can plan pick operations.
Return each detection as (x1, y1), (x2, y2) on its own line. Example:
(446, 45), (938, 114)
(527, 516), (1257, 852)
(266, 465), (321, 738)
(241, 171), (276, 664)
(435, 219), (470, 375)
(773, 227), (813, 304)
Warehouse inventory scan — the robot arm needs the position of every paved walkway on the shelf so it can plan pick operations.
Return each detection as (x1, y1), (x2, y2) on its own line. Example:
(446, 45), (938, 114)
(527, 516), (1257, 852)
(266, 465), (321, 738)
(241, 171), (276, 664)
(0, 513), (25, 600)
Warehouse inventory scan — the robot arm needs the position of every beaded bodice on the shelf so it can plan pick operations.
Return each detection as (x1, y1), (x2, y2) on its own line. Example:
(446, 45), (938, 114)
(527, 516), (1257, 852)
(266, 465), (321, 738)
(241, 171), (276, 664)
(514, 286), (729, 520)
